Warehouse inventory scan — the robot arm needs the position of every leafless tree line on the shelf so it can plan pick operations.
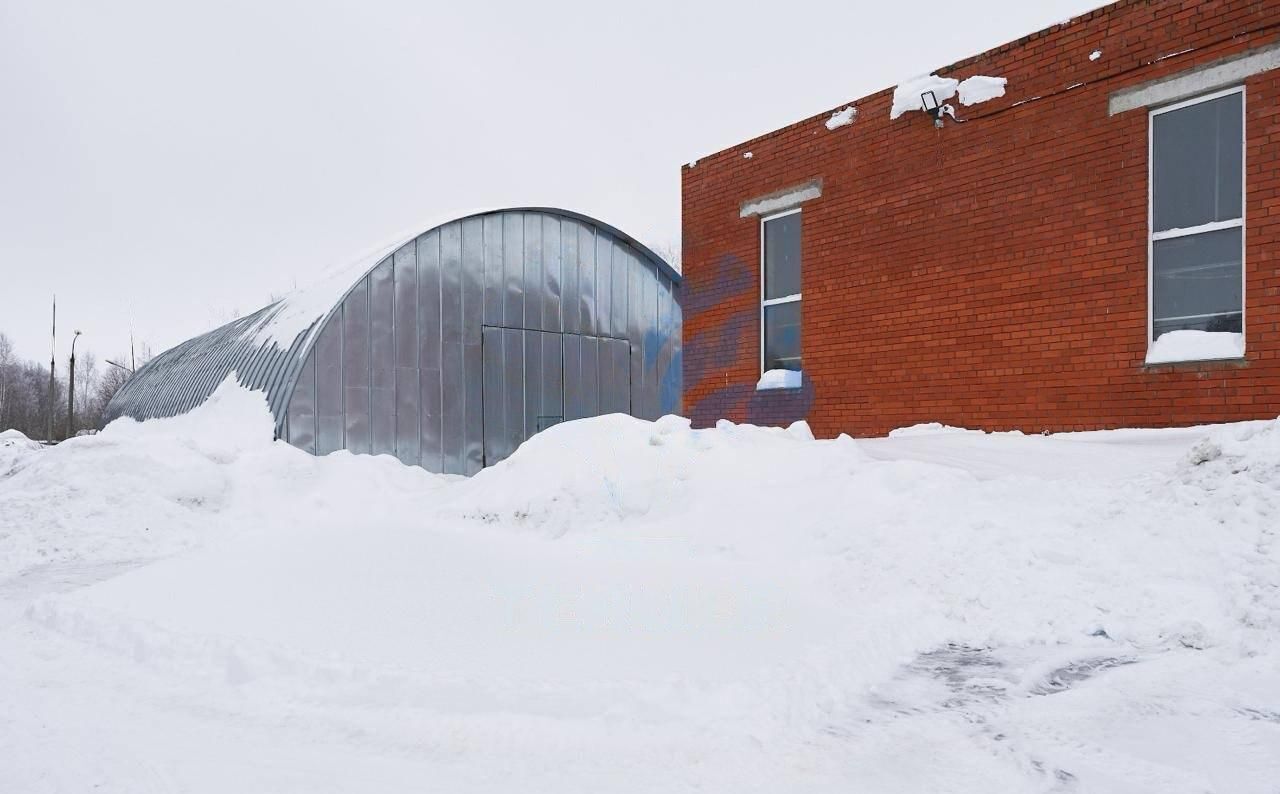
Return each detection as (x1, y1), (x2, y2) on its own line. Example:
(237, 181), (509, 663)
(0, 332), (146, 441)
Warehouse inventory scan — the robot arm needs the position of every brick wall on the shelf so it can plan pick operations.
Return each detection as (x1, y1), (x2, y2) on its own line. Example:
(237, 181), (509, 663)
(682, 0), (1280, 435)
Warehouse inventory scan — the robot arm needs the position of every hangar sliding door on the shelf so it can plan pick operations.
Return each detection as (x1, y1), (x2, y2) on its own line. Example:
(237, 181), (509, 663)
(481, 327), (631, 466)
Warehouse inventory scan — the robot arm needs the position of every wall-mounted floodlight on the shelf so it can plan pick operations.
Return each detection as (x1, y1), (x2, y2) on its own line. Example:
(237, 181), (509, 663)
(920, 90), (944, 127)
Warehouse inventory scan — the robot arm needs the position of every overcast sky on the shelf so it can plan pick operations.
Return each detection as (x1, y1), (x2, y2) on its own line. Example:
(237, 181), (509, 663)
(1, 0), (1103, 364)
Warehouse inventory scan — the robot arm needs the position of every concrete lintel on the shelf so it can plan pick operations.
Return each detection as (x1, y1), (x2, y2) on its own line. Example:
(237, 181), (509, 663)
(739, 179), (823, 218)
(1110, 43), (1280, 115)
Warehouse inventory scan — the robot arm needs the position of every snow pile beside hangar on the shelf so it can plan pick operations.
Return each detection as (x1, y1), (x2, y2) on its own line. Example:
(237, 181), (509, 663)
(0, 377), (442, 581)
(445, 413), (857, 538)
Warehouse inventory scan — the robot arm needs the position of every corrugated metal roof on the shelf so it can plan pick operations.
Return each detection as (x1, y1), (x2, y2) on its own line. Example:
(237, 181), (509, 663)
(102, 302), (321, 435)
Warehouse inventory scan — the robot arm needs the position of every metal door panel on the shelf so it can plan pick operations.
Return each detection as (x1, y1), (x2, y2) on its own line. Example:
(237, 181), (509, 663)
(562, 332), (582, 422)
(604, 337), (631, 415)
(501, 327), (525, 462)
(420, 367), (442, 472)
(463, 341), (484, 475)
(441, 341), (464, 475)
(539, 331), (564, 432)
(581, 335), (600, 417)
(481, 326), (505, 466)
(395, 366), (419, 466)
(523, 329), (542, 446)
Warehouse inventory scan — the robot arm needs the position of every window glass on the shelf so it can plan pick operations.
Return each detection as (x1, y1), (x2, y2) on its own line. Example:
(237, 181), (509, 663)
(763, 213), (801, 300)
(1150, 90), (1244, 345)
(1152, 227), (1243, 336)
(1152, 91), (1242, 232)
(764, 301), (802, 371)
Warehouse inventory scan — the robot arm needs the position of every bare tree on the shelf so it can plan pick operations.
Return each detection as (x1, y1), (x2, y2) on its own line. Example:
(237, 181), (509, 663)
(647, 240), (682, 273)
(0, 332), (14, 431)
(0, 330), (154, 437)
(92, 362), (132, 428)
(73, 351), (99, 432)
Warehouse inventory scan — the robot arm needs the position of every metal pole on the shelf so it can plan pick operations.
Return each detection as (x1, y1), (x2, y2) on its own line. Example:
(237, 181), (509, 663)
(68, 331), (81, 438)
(47, 295), (55, 443)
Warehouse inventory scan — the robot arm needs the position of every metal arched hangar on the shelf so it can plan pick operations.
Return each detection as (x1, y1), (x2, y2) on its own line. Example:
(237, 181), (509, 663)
(105, 208), (682, 473)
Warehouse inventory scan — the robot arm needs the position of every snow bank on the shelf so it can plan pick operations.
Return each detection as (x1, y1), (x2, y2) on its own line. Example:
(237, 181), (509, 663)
(890, 74), (959, 119)
(825, 105), (856, 130)
(0, 376), (443, 582)
(441, 413), (850, 540)
(0, 429), (41, 479)
(957, 75), (1007, 105)
(0, 428), (37, 445)
(1146, 329), (1244, 364)
(4, 379), (1280, 791)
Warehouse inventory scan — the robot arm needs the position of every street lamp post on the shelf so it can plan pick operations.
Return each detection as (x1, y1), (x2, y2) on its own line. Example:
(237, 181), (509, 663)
(68, 330), (82, 438)
(47, 296), (55, 444)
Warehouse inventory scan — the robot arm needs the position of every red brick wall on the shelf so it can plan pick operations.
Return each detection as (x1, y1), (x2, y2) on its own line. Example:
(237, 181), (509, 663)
(682, 0), (1280, 435)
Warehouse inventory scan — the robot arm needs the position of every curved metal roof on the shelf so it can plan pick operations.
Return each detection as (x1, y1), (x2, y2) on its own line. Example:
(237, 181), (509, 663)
(103, 207), (679, 434)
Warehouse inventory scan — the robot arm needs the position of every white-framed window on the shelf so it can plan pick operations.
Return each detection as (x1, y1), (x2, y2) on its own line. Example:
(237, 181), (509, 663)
(761, 208), (802, 376)
(1148, 85), (1245, 361)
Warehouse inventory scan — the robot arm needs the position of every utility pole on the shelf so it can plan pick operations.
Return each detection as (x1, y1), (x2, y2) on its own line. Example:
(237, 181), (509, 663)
(47, 295), (56, 443)
(68, 330), (82, 438)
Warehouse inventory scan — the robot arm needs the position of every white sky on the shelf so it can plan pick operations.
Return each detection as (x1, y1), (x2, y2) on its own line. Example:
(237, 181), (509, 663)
(1, 0), (1104, 363)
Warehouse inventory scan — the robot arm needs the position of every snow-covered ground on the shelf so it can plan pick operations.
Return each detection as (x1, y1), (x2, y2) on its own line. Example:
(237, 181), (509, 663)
(1, 380), (1278, 792)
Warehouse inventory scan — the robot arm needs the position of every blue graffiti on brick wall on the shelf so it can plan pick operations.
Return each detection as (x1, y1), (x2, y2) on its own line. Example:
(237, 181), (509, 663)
(683, 253), (815, 427)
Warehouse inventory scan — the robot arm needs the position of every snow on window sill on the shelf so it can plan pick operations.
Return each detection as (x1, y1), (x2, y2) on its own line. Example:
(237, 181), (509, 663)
(756, 369), (803, 391)
(1144, 330), (1244, 365)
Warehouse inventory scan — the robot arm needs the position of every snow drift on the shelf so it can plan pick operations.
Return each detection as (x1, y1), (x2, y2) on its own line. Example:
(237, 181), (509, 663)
(2, 379), (1279, 792)
(0, 428), (41, 475)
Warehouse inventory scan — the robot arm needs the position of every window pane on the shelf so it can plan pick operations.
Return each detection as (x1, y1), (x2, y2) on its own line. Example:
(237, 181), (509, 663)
(763, 213), (801, 300)
(764, 301), (801, 371)
(1152, 227), (1242, 338)
(1152, 91), (1242, 232)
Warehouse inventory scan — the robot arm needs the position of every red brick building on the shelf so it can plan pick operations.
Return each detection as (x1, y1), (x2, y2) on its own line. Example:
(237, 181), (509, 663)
(681, 0), (1280, 435)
